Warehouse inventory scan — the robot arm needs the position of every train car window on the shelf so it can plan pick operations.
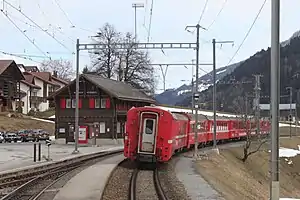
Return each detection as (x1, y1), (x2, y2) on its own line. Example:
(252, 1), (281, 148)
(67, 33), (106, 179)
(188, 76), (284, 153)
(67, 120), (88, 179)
(145, 119), (154, 134)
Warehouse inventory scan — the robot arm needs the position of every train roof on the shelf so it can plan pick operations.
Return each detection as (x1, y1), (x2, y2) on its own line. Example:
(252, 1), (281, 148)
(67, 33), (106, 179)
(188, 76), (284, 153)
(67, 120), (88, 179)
(171, 112), (189, 120)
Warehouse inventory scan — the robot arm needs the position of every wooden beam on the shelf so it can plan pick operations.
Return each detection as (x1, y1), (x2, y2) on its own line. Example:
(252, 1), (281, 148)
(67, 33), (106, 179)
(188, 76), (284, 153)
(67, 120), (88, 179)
(67, 85), (72, 98)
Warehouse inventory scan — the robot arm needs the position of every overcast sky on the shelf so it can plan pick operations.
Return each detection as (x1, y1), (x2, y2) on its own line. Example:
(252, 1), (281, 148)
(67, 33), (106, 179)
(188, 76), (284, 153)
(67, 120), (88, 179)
(0, 0), (299, 92)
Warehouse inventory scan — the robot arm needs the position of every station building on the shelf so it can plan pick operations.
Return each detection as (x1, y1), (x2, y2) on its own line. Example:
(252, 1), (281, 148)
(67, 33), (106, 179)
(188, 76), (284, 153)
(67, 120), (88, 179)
(48, 73), (156, 144)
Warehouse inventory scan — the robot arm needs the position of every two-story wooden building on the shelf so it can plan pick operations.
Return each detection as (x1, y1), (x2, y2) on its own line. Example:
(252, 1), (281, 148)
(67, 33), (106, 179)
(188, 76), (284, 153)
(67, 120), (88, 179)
(48, 73), (156, 144)
(0, 60), (25, 112)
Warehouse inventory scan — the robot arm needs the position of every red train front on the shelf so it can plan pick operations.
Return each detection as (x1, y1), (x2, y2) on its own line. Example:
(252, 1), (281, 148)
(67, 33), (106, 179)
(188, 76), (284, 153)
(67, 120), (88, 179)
(124, 106), (189, 162)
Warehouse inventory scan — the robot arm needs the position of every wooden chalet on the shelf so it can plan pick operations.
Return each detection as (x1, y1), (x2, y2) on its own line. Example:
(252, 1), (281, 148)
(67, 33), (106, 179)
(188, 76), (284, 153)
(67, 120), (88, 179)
(0, 60), (25, 112)
(48, 73), (156, 143)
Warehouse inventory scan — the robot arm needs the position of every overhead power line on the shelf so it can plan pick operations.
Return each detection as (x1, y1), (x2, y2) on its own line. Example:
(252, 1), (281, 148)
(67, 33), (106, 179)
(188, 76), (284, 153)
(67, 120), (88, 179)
(0, 50), (44, 64)
(198, 0), (209, 25)
(1, 10), (49, 58)
(207, 0), (228, 30)
(225, 0), (267, 66)
(147, 0), (154, 42)
(3, 0), (73, 53)
(52, 0), (74, 27)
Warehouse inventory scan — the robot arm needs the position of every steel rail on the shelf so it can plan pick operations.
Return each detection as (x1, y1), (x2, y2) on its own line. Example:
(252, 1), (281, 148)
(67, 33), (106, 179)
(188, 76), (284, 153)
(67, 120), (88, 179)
(128, 167), (168, 200)
(153, 168), (168, 200)
(0, 150), (123, 200)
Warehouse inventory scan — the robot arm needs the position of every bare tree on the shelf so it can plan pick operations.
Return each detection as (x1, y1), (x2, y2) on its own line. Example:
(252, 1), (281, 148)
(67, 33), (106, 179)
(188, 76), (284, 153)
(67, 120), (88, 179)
(232, 94), (268, 162)
(89, 24), (157, 95)
(40, 59), (74, 81)
(90, 23), (121, 78)
(117, 32), (156, 94)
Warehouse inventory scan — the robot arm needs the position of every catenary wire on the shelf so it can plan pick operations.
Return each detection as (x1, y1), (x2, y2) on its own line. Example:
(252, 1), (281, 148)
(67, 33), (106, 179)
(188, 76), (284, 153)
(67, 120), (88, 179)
(3, 0), (73, 53)
(1, 10), (49, 58)
(206, 0), (228, 30)
(147, 0), (154, 42)
(225, 0), (267, 66)
(52, 0), (75, 27)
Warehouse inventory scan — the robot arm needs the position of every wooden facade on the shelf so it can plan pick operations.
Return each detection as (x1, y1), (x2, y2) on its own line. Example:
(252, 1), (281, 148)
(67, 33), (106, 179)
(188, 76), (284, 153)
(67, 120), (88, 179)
(48, 74), (156, 143)
(0, 60), (25, 112)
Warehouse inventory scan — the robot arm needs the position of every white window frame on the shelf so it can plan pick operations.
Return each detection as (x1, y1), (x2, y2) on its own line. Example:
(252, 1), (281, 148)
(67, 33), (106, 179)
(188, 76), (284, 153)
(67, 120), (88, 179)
(66, 99), (71, 108)
(117, 122), (121, 133)
(32, 91), (37, 96)
(100, 98), (106, 108)
(95, 98), (100, 108)
(99, 122), (106, 134)
(71, 99), (76, 108)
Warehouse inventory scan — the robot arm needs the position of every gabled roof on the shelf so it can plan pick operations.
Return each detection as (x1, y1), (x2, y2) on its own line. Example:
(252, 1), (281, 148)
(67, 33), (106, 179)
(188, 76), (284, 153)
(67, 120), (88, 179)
(0, 60), (25, 80)
(24, 72), (60, 87)
(48, 74), (156, 103)
(24, 66), (39, 72)
(0, 60), (13, 74)
(51, 76), (69, 85)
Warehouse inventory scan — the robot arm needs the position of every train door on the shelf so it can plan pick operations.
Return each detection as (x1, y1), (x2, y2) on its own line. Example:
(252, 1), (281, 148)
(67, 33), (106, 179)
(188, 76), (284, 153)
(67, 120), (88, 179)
(138, 112), (158, 154)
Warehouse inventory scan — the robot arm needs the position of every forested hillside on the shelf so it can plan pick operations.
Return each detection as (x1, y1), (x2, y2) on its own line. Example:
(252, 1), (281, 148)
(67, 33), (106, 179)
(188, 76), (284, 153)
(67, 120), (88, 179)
(177, 31), (300, 114)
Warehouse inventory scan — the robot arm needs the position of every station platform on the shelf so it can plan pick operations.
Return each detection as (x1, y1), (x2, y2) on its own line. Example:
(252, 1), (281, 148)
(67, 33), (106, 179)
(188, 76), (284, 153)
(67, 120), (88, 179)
(53, 154), (125, 200)
(0, 142), (123, 173)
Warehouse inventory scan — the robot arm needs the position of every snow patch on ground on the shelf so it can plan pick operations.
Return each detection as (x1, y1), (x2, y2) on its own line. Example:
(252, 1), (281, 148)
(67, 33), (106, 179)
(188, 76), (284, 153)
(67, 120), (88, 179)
(268, 147), (300, 158)
(280, 198), (300, 200)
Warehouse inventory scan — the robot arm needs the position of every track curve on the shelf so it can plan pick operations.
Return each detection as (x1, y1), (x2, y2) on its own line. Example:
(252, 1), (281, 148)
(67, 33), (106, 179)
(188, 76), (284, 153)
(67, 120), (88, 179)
(129, 167), (168, 200)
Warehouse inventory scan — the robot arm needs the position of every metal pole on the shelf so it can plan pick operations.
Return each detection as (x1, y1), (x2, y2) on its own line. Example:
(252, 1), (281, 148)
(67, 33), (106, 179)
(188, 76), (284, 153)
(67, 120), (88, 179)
(212, 39), (217, 149)
(254, 75), (262, 134)
(285, 87), (293, 137)
(288, 87), (292, 137)
(192, 77), (194, 114)
(33, 143), (36, 162)
(270, 0), (280, 198)
(194, 24), (200, 158)
(132, 3), (144, 43)
(134, 6), (137, 42)
(73, 39), (80, 154)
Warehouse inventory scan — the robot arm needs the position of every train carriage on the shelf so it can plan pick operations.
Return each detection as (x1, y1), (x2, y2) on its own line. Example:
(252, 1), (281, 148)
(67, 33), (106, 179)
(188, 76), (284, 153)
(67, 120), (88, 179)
(124, 106), (271, 163)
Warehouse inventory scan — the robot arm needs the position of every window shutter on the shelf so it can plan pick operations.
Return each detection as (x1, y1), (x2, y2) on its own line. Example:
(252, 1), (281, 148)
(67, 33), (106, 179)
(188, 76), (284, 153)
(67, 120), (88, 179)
(89, 98), (95, 108)
(79, 99), (82, 109)
(60, 98), (66, 109)
(106, 98), (111, 109)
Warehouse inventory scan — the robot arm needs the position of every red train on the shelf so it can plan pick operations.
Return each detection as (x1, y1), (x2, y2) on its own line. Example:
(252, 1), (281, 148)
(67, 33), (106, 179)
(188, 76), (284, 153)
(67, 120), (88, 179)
(124, 106), (270, 163)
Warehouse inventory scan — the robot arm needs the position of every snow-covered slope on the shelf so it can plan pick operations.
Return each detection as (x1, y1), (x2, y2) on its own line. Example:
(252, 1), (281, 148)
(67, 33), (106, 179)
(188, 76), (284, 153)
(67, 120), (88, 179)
(155, 61), (243, 105)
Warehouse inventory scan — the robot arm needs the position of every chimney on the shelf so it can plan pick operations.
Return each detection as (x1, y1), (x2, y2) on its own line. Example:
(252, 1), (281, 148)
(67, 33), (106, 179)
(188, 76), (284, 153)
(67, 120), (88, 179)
(53, 71), (58, 78)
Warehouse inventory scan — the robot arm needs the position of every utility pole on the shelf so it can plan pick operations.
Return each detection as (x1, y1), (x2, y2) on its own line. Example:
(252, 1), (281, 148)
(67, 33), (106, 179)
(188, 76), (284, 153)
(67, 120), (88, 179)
(212, 39), (234, 151)
(186, 24), (206, 158)
(73, 39), (80, 154)
(286, 86), (293, 137)
(270, 0), (280, 199)
(254, 74), (263, 134)
(132, 3), (144, 42)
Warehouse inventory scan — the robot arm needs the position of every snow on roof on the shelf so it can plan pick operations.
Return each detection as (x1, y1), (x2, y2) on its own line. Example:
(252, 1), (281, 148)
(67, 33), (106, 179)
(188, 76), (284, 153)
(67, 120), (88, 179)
(155, 105), (239, 118)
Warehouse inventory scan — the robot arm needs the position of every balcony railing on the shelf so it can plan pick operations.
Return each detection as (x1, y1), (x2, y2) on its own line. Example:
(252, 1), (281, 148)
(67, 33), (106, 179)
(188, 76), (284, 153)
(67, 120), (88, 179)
(48, 91), (55, 97)
(30, 96), (46, 103)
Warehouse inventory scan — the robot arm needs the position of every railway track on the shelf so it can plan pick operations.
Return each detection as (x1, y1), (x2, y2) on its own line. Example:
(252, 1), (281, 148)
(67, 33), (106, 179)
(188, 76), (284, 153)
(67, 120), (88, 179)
(129, 167), (168, 200)
(0, 149), (123, 200)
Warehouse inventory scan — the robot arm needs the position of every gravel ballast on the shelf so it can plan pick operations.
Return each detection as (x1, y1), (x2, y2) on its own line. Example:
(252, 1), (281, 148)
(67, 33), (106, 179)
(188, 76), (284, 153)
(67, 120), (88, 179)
(158, 157), (192, 200)
(101, 160), (135, 200)
(136, 170), (159, 200)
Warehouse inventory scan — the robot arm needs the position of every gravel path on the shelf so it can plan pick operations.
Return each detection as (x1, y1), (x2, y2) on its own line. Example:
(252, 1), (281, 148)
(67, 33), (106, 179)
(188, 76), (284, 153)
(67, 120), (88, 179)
(136, 170), (159, 200)
(175, 155), (225, 200)
(158, 158), (191, 200)
(101, 160), (135, 200)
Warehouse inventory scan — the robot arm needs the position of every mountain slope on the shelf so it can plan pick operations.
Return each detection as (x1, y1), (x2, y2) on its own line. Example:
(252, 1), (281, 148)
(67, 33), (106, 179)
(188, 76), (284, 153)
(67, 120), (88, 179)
(177, 30), (300, 113)
(155, 61), (243, 105)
